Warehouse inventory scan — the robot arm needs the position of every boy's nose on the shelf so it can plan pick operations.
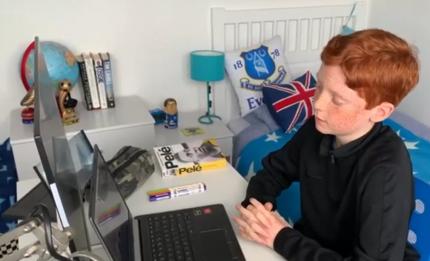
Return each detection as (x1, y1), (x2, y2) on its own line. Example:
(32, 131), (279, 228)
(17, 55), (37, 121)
(313, 92), (326, 112)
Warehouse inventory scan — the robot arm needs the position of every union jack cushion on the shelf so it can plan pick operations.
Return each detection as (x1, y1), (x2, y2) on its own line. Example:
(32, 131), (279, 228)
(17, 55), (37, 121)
(263, 71), (317, 132)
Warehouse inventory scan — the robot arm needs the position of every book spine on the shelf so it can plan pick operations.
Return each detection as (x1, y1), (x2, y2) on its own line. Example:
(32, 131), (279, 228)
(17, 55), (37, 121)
(83, 53), (100, 109)
(92, 53), (108, 109)
(101, 53), (115, 108)
(76, 55), (93, 110)
(153, 147), (176, 177)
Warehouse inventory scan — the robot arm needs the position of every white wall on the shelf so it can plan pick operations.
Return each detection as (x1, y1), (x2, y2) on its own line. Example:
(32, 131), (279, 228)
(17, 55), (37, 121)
(1, 0), (363, 141)
(368, 0), (430, 127)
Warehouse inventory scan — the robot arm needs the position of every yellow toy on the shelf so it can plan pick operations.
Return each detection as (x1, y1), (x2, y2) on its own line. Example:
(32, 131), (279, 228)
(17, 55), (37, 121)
(57, 80), (78, 125)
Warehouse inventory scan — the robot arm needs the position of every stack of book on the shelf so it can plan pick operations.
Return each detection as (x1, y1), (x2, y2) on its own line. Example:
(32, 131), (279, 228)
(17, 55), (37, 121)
(76, 52), (115, 110)
(153, 139), (227, 177)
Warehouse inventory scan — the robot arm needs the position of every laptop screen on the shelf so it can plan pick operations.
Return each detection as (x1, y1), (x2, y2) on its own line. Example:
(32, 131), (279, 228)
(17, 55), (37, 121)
(90, 145), (135, 261)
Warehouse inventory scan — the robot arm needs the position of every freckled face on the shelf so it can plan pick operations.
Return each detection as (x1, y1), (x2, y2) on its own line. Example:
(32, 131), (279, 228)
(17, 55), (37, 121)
(313, 64), (375, 145)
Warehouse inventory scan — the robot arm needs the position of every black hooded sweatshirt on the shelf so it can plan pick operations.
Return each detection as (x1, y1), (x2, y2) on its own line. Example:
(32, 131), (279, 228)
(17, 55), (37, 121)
(242, 117), (419, 261)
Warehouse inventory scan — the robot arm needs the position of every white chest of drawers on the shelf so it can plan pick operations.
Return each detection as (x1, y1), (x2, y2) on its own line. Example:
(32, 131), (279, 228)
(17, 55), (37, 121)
(10, 96), (155, 181)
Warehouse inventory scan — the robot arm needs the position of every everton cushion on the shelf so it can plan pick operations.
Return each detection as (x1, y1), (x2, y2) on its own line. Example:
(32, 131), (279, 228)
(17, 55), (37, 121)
(225, 36), (292, 116)
(263, 71), (317, 132)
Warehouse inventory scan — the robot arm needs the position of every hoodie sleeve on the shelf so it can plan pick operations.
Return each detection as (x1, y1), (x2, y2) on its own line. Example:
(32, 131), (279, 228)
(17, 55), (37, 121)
(241, 119), (314, 209)
(272, 163), (416, 261)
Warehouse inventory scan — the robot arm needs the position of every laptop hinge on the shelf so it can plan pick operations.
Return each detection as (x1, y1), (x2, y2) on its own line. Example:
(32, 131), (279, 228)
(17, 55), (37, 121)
(133, 219), (142, 261)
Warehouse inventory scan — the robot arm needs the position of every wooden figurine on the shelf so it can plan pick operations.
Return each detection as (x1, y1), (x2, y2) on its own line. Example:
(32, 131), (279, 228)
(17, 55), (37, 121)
(164, 98), (178, 129)
(57, 80), (78, 125)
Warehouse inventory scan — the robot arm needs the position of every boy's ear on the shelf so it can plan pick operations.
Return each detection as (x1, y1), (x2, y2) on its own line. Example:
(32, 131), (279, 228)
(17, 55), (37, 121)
(370, 102), (395, 122)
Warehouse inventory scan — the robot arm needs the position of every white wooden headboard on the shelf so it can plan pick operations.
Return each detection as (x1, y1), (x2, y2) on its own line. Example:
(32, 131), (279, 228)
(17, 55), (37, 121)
(211, 2), (368, 122)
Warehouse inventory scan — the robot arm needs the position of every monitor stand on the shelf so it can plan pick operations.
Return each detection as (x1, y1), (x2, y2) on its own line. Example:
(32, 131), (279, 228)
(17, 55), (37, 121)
(2, 181), (57, 222)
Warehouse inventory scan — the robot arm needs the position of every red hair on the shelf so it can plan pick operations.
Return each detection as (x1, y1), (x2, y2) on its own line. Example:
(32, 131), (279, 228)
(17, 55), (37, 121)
(321, 29), (419, 109)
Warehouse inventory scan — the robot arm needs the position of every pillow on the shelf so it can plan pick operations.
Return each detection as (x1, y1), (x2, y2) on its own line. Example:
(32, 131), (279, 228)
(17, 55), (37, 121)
(383, 118), (430, 259)
(0, 138), (17, 234)
(263, 71), (317, 132)
(225, 35), (292, 116)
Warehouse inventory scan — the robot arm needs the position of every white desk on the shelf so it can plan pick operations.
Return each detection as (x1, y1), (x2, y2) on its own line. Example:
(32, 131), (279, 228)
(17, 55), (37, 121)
(154, 112), (233, 160)
(126, 164), (284, 261)
(16, 164), (284, 260)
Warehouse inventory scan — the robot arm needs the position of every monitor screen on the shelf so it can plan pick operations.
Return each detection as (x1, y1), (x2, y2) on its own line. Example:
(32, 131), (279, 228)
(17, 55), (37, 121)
(90, 145), (134, 261)
(32, 37), (94, 190)
(33, 36), (66, 185)
(68, 130), (94, 194)
(32, 36), (90, 250)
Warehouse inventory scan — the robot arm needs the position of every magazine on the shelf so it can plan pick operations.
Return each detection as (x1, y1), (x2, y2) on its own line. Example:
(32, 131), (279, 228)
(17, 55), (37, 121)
(153, 139), (227, 177)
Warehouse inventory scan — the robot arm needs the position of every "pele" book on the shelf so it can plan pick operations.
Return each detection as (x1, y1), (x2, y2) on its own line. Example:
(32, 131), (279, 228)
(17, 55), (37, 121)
(153, 139), (227, 177)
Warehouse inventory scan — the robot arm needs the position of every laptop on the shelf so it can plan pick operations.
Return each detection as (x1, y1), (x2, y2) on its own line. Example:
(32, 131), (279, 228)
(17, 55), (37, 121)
(89, 145), (245, 261)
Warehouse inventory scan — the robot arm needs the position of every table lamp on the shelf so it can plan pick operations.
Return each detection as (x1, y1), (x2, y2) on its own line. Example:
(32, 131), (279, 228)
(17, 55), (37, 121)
(190, 50), (225, 124)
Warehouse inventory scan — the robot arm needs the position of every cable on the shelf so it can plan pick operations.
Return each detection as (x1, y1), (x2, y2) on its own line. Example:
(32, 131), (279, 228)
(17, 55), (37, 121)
(344, 2), (358, 26)
(71, 251), (104, 261)
(30, 204), (70, 261)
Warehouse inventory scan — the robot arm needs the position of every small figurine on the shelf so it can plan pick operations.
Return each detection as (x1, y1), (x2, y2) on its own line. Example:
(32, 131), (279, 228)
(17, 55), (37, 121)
(164, 98), (178, 129)
(149, 108), (166, 125)
(20, 88), (35, 124)
(57, 80), (79, 125)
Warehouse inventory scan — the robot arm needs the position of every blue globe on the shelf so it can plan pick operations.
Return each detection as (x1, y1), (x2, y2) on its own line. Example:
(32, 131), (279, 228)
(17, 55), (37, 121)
(21, 41), (79, 90)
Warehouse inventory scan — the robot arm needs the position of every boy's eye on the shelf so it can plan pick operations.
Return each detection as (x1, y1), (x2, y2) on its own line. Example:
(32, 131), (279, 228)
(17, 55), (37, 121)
(333, 97), (346, 105)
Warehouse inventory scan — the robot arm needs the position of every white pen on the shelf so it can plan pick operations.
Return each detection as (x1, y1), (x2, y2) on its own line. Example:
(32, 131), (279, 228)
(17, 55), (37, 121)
(147, 182), (207, 201)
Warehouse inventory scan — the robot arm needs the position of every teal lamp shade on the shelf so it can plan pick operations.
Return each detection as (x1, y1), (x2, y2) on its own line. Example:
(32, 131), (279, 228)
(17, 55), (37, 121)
(190, 50), (224, 124)
(190, 50), (224, 81)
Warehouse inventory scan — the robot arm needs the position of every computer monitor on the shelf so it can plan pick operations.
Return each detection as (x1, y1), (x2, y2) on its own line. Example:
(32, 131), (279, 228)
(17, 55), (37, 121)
(32, 36), (90, 251)
(67, 130), (94, 191)
(33, 36), (65, 185)
(90, 145), (134, 261)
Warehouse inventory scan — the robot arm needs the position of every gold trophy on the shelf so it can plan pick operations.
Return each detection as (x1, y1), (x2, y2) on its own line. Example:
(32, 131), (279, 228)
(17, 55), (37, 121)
(19, 88), (35, 124)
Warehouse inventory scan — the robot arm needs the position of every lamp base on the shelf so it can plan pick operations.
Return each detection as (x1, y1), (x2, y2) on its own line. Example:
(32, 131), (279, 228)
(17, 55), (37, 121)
(198, 113), (221, 124)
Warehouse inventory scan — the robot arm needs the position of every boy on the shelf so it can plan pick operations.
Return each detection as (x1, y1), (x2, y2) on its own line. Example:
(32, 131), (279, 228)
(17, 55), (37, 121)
(234, 29), (420, 260)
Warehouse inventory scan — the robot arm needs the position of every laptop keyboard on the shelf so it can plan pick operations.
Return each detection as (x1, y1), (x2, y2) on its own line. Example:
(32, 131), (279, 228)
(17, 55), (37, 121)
(147, 211), (194, 261)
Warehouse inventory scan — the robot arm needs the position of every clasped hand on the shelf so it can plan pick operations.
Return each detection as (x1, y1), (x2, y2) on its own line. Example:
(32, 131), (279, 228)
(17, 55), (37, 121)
(233, 198), (291, 249)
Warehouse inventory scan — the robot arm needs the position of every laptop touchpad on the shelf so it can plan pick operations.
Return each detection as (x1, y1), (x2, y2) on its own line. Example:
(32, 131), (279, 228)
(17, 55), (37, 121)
(199, 229), (233, 260)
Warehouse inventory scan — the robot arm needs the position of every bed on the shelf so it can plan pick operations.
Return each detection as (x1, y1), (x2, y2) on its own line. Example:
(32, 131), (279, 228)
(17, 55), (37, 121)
(210, 2), (430, 259)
